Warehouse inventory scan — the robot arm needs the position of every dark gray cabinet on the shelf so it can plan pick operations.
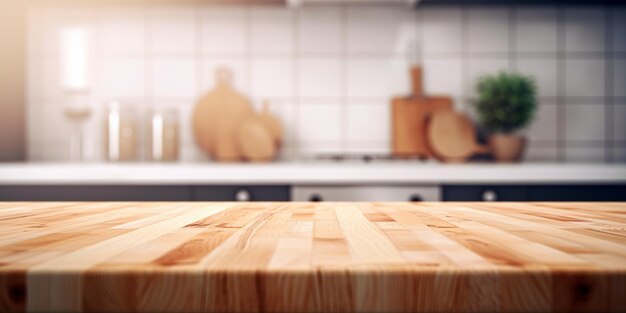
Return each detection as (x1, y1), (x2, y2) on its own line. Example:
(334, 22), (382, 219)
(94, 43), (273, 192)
(443, 185), (626, 201)
(193, 186), (290, 201)
(0, 185), (291, 201)
(1, 184), (624, 202)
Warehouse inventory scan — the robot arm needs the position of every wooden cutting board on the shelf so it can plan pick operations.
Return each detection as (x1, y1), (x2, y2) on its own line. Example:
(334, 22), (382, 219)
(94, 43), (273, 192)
(391, 66), (453, 158)
(427, 110), (488, 162)
(192, 68), (254, 161)
(1, 202), (625, 312)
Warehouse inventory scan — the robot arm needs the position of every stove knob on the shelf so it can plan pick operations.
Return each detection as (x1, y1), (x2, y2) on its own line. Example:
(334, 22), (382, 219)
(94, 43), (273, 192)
(482, 189), (498, 202)
(408, 194), (423, 202)
(235, 189), (251, 202)
(309, 193), (323, 202)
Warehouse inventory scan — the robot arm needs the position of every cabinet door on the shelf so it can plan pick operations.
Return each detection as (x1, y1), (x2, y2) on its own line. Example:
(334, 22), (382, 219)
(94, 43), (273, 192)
(443, 185), (626, 201)
(0, 185), (192, 201)
(193, 186), (291, 201)
(443, 185), (529, 201)
(292, 186), (441, 202)
(528, 185), (626, 201)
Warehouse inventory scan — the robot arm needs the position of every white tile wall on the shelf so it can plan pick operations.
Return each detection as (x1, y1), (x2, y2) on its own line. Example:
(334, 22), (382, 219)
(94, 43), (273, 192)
(564, 8), (605, 53)
(565, 147), (606, 163)
(26, 3), (625, 162)
(614, 59), (626, 98)
(298, 7), (342, 54)
(100, 8), (145, 56)
(347, 5), (416, 56)
(298, 103), (342, 142)
(564, 104), (605, 141)
(149, 8), (197, 55)
(422, 8), (463, 54)
(525, 146), (559, 162)
(202, 8), (248, 55)
(250, 8), (294, 54)
(100, 59), (145, 98)
(251, 59), (294, 98)
(613, 9), (626, 52)
(346, 103), (390, 142)
(564, 58), (605, 98)
(515, 8), (558, 53)
(298, 58), (342, 98)
(346, 59), (409, 98)
(614, 105), (626, 142)
(422, 57), (463, 106)
(614, 148), (626, 163)
(515, 58), (558, 98)
(152, 59), (197, 98)
(526, 103), (558, 142)
(467, 8), (510, 53)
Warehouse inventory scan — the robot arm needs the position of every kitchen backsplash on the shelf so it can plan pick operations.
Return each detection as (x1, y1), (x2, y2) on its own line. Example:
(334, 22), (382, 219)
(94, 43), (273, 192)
(26, 3), (626, 162)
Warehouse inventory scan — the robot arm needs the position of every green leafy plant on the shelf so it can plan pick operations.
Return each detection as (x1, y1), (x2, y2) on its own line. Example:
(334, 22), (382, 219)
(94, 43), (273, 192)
(472, 72), (538, 134)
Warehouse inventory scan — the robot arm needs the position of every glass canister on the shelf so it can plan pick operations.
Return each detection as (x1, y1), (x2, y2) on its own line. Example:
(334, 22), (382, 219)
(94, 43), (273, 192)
(147, 108), (179, 162)
(104, 101), (139, 162)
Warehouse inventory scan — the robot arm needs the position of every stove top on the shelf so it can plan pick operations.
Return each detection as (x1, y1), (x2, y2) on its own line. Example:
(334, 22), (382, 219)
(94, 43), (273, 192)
(301, 154), (429, 163)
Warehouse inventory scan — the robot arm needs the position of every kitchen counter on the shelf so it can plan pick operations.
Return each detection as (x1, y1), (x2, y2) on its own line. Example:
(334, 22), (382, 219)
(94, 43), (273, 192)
(0, 202), (624, 312)
(0, 162), (625, 185)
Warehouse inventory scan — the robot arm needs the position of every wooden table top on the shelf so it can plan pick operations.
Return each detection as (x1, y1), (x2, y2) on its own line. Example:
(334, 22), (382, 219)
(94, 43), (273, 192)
(0, 202), (625, 312)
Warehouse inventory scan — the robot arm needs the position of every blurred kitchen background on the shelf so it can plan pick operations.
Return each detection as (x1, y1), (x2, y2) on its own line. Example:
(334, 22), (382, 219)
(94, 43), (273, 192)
(0, 0), (625, 202)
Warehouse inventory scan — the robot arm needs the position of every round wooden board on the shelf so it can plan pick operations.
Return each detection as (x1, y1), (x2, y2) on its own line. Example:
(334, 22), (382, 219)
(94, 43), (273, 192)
(427, 111), (486, 162)
(192, 68), (253, 161)
(236, 115), (277, 162)
(258, 100), (283, 146)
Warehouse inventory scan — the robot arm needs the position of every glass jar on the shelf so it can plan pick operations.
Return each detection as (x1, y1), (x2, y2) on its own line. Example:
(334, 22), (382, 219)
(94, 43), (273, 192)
(104, 101), (138, 162)
(147, 108), (179, 162)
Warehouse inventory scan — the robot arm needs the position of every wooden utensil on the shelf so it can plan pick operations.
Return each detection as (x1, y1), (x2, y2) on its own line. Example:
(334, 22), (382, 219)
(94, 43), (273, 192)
(427, 110), (488, 162)
(391, 66), (453, 158)
(257, 100), (283, 147)
(236, 115), (277, 162)
(192, 68), (254, 161)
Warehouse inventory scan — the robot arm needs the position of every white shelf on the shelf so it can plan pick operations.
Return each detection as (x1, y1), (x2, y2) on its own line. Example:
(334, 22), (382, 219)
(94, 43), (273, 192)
(0, 162), (625, 185)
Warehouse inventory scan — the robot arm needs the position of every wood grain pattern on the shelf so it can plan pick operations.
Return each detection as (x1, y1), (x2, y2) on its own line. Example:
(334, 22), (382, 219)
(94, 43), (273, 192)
(391, 66), (453, 158)
(0, 202), (625, 312)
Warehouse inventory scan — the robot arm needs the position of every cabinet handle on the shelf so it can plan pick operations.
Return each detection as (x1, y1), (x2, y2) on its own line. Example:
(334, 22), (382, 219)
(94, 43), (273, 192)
(309, 193), (323, 202)
(482, 189), (498, 202)
(235, 189), (251, 202)
(408, 194), (423, 202)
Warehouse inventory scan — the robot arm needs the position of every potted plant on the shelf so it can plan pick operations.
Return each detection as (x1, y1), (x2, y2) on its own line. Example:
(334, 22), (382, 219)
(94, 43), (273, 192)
(472, 72), (538, 162)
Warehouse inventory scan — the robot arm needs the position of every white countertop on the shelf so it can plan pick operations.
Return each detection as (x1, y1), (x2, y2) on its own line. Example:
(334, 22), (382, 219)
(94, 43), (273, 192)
(0, 162), (625, 185)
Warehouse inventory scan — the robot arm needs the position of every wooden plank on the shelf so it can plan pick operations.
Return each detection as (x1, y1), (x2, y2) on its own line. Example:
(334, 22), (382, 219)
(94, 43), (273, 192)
(0, 202), (622, 312)
(26, 204), (231, 312)
(334, 204), (405, 265)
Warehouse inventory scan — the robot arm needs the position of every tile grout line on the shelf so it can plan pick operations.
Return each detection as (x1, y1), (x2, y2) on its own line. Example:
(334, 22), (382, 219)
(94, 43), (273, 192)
(604, 6), (614, 163)
(340, 4), (348, 153)
(92, 7), (103, 162)
(195, 2), (203, 104)
(32, 50), (626, 60)
(510, 5), (517, 71)
(245, 5), (252, 103)
(292, 6), (299, 160)
(193, 2), (204, 162)
(143, 6), (154, 162)
(556, 6), (566, 162)
(461, 5), (469, 112)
